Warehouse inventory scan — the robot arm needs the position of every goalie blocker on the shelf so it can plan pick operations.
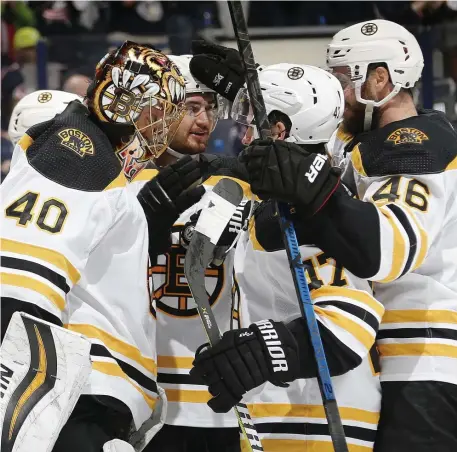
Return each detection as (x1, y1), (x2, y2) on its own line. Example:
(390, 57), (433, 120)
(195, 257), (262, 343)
(0, 312), (92, 452)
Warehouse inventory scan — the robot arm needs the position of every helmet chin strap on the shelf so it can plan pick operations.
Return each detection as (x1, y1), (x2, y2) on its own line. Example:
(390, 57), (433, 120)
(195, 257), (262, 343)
(355, 83), (402, 132)
(363, 101), (375, 131)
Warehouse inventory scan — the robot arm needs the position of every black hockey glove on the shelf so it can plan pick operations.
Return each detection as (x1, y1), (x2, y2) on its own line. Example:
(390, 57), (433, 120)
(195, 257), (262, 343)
(199, 154), (249, 182)
(138, 156), (205, 261)
(190, 319), (300, 413)
(240, 139), (341, 216)
(190, 40), (245, 102)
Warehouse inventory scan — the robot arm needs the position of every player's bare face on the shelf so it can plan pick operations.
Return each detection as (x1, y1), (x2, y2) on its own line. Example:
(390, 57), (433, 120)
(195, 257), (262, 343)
(170, 93), (217, 155)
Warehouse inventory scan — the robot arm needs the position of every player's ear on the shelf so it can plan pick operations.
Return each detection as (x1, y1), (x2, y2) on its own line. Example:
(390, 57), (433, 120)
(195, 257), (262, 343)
(271, 120), (287, 141)
(374, 66), (390, 92)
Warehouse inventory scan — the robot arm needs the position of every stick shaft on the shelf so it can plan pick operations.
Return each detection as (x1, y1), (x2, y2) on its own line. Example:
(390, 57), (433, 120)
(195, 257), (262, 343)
(227, 2), (348, 450)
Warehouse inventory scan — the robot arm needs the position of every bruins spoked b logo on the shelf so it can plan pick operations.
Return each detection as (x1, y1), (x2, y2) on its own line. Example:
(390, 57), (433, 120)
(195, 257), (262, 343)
(150, 244), (224, 317)
(361, 23), (378, 36)
(287, 67), (305, 80)
(37, 92), (52, 103)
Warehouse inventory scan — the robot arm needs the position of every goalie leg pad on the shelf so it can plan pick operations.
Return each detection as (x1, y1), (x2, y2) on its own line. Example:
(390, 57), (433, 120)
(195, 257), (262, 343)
(0, 312), (92, 452)
(103, 439), (135, 452)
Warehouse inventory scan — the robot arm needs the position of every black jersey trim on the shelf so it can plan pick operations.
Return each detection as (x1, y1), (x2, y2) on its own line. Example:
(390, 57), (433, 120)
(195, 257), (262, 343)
(255, 421), (376, 442)
(90, 344), (158, 394)
(378, 327), (457, 341)
(314, 299), (379, 332)
(157, 372), (205, 386)
(385, 204), (417, 277)
(2, 256), (70, 293)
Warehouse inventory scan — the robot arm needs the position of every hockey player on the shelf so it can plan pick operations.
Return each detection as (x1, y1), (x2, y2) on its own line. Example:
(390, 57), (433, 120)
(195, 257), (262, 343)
(0, 42), (205, 452)
(188, 60), (383, 451)
(7, 90), (83, 170)
(237, 20), (457, 452)
(128, 54), (247, 452)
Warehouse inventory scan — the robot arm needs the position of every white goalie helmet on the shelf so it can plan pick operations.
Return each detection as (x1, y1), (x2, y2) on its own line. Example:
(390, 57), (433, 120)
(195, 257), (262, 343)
(327, 19), (424, 109)
(231, 63), (344, 144)
(8, 90), (82, 146)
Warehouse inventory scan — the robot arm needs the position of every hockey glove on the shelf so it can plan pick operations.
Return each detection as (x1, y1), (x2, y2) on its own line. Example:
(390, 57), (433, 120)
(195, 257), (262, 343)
(240, 139), (341, 215)
(138, 156), (205, 261)
(190, 40), (245, 102)
(199, 154), (250, 182)
(190, 319), (300, 413)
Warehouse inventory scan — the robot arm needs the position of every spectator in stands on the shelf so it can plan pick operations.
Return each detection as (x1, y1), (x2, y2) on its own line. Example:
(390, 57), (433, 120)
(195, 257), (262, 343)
(13, 26), (40, 64)
(1, 49), (26, 137)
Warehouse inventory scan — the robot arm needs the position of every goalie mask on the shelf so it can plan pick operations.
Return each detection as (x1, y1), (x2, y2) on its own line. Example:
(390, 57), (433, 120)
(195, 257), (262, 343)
(88, 41), (186, 164)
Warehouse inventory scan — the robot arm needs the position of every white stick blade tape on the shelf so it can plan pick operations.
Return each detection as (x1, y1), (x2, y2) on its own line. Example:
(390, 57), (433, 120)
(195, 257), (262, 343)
(195, 190), (239, 245)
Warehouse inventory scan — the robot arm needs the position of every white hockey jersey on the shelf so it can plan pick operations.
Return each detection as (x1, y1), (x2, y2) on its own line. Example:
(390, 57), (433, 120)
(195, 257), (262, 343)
(340, 112), (457, 386)
(1, 122), (158, 430)
(130, 170), (250, 428)
(234, 210), (383, 451)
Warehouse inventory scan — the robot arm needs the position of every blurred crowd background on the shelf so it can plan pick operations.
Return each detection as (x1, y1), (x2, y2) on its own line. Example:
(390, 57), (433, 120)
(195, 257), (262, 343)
(2, 0), (457, 181)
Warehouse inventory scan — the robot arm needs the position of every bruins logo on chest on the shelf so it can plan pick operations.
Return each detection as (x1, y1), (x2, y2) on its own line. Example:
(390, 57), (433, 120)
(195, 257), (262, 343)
(150, 244), (224, 317)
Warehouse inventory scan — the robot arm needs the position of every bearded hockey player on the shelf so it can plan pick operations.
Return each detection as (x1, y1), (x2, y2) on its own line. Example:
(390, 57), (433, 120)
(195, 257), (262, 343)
(238, 20), (457, 452)
(188, 61), (383, 451)
(126, 54), (247, 452)
(0, 42), (205, 452)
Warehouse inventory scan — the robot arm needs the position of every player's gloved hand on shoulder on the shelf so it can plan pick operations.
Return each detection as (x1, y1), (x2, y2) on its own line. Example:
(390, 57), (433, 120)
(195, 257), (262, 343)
(190, 40), (245, 102)
(239, 139), (341, 216)
(190, 319), (300, 413)
(138, 156), (205, 261)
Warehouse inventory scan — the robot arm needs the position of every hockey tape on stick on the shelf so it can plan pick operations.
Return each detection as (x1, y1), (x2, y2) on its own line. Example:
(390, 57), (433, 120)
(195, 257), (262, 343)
(195, 190), (240, 245)
(185, 178), (263, 452)
(227, 2), (348, 451)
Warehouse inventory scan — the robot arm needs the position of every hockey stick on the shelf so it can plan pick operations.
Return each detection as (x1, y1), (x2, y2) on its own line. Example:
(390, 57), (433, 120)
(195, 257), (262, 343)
(227, 2), (348, 451)
(184, 178), (264, 452)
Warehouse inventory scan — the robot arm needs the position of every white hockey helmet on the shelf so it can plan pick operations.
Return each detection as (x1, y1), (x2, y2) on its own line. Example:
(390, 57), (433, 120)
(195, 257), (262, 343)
(168, 55), (214, 94)
(168, 54), (221, 132)
(327, 19), (424, 110)
(8, 90), (82, 145)
(232, 63), (344, 144)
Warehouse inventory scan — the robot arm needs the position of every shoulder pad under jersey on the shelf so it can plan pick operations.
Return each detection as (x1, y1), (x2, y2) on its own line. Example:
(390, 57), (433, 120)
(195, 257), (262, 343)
(21, 101), (125, 192)
(349, 109), (457, 177)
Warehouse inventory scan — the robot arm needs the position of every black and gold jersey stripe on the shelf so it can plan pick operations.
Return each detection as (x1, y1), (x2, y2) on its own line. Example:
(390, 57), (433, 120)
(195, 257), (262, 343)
(254, 422), (376, 443)
(90, 344), (158, 394)
(2, 256), (70, 294)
